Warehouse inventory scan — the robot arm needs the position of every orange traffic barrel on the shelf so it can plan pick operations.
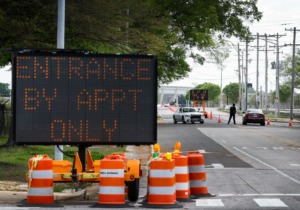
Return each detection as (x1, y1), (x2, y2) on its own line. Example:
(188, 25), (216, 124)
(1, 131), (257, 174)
(147, 158), (176, 205)
(27, 155), (54, 204)
(187, 151), (208, 196)
(98, 155), (125, 204)
(172, 153), (190, 199)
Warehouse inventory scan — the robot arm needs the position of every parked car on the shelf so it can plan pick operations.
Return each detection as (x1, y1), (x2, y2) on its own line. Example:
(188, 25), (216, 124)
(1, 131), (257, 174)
(173, 107), (204, 124)
(242, 109), (265, 126)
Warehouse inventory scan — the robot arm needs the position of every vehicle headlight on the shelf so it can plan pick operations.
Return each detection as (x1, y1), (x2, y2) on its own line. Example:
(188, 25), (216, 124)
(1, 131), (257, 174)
(185, 114), (191, 117)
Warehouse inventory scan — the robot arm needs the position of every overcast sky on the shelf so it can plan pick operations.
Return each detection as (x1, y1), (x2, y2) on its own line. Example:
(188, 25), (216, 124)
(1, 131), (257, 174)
(168, 0), (300, 92)
(1, 0), (300, 91)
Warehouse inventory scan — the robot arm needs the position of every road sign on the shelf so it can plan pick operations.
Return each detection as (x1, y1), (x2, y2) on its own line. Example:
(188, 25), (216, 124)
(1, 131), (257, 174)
(13, 51), (157, 145)
(190, 89), (208, 101)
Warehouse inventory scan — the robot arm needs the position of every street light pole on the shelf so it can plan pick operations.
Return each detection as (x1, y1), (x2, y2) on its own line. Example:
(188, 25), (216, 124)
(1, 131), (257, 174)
(55, 0), (65, 160)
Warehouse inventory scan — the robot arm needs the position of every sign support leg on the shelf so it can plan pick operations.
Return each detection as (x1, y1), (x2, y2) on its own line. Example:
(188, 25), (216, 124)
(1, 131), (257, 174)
(78, 145), (86, 172)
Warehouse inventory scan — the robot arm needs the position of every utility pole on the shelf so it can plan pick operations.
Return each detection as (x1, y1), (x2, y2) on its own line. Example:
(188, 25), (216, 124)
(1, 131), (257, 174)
(220, 62), (223, 108)
(255, 34), (274, 110)
(268, 33), (286, 118)
(285, 27), (300, 121)
(274, 33), (280, 118)
(256, 33), (259, 108)
(241, 51), (244, 110)
(276, 34), (280, 117)
(290, 28), (296, 121)
(238, 43), (242, 110)
(250, 36), (265, 109)
(265, 34), (269, 112)
(260, 86), (263, 109)
(245, 41), (249, 111)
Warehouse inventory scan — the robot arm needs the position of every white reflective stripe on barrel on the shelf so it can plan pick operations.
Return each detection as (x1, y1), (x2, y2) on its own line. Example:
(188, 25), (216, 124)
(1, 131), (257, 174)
(176, 182), (189, 190)
(149, 169), (175, 178)
(28, 170), (53, 179)
(190, 180), (206, 187)
(175, 166), (188, 174)
(27, 187), (53, 196)
(99, 169), (124, 177)
(99, 186), (125, 194)
(148, 186), (175, 195)
(188, 165), (205, 173)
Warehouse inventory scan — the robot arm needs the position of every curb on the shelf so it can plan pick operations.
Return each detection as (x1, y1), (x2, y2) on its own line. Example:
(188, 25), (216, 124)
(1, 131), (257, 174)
(0, 189), (86, 204)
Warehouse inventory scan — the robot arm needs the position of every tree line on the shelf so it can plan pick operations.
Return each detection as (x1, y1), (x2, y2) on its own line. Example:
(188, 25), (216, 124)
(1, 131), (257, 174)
(0, 0), (262, 84)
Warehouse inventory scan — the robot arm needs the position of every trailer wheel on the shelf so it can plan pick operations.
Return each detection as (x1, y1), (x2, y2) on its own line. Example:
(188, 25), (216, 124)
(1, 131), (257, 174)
(127, 178), (139, 202)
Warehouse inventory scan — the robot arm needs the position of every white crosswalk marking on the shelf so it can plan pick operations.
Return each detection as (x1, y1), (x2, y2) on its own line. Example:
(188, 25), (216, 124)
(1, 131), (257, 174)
(289, 163), (300, 167)
(195, 198), (290, 208)
(212, 163), (225, 169)
(196, 199), (224, 207)
(254, 198), (288, 207)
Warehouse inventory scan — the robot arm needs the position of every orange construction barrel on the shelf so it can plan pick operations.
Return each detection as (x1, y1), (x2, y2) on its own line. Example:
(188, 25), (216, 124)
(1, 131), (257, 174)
(27, 155), (54, 204)
(147, 158), (176, 205)
(172, 153), (190, 199)
(187, 151), (208, 195)
(98, 155), (125, 204)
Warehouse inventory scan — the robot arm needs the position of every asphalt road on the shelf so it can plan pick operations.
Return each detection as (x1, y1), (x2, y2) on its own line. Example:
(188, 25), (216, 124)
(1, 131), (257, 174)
(156, 107), (300, 209)
(158, 123), (252, 168)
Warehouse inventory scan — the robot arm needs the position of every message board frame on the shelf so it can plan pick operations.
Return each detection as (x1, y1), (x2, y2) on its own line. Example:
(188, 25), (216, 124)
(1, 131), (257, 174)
(12, 50), (157, 146)
(190, 89), (208, 101)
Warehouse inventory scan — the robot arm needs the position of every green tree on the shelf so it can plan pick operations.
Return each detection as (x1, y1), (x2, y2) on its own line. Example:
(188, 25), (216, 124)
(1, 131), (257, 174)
(223, 83), (239, 104)
(0, 0), (262, 84)
(0, 83), (10, 97)
(270, 83), (291, 104)
(282, 49), (300, 88)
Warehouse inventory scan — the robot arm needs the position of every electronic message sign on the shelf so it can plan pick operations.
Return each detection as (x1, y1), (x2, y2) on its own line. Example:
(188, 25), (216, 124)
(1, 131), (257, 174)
(13, 51), (157, 145)
(190, 89), (208, 101)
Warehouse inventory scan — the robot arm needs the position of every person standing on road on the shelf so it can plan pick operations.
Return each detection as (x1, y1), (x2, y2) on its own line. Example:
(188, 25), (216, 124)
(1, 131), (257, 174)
(228, 103), (236, 124)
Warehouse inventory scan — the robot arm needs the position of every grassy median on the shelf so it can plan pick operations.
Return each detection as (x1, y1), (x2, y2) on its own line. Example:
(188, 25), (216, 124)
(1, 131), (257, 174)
(0, 135), (126, 183)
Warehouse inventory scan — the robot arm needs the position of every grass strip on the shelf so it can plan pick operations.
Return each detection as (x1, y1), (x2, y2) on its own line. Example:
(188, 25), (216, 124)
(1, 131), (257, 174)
(0, 136), (126, 182)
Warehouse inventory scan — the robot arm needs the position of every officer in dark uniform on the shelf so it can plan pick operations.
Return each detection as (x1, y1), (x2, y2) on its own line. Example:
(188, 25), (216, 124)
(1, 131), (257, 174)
(228, 103), (236, 124)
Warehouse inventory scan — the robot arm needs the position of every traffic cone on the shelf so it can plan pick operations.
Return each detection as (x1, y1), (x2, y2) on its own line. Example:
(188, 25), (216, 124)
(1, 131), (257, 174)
(209, 111), (213, 120)
(289, 119), (293, 127)
(217, 115), (221, 123)
(267, 118), (270, 125)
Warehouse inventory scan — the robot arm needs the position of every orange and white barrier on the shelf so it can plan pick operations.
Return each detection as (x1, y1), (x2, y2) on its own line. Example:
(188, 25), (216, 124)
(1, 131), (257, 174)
(187, 151), (208, 196)
(147, 158), (176, 204)
(172, 153), (190, 199)
(168, 105), (176, 112)
(98, 155), (125, 204)
(27, 155), (54, 204)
